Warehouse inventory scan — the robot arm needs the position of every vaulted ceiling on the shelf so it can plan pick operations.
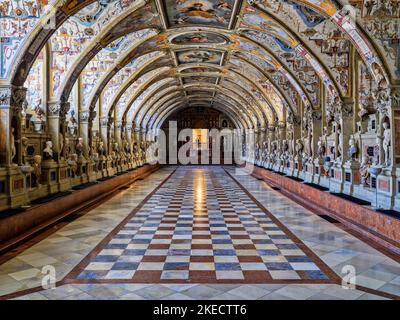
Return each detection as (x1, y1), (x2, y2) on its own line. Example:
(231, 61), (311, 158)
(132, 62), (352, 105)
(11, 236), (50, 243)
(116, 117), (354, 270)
(1, 0), (395, 130)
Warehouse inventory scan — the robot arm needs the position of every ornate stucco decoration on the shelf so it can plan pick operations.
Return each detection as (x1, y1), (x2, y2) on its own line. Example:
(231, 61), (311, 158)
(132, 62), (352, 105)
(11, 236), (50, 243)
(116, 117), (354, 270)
(79, 111), (91, 122)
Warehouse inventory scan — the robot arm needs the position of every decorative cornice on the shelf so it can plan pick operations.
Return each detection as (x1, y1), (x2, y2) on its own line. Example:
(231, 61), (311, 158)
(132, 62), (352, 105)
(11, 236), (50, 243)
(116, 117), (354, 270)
(100, 117), (108, 127)
(0, 86), (27, 113)
(79, 111), (90, 122)
(391, 86), (400, 109)
(311, 111), (322, 121)
(0, 87), (12, 108)
(287, 113), (301, 125)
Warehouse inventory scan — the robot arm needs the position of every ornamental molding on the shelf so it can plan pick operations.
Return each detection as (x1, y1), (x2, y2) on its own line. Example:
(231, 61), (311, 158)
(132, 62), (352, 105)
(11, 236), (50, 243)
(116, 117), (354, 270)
(100, 117), (108, 127)
(0, 87), (12, 108)
(0, 86), (27, 113)
(79, 111), (91, 122)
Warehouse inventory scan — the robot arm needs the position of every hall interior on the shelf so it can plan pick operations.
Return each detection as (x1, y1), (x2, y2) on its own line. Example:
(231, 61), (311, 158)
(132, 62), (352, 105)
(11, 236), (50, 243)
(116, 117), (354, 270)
(0, 0), (399, 300)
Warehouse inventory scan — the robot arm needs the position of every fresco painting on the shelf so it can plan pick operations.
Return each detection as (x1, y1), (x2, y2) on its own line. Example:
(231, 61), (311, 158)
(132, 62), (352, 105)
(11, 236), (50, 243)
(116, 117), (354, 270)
(171, 32), (228, 44)
(176, 49), (223, 64)
(164, 0), (235, 28)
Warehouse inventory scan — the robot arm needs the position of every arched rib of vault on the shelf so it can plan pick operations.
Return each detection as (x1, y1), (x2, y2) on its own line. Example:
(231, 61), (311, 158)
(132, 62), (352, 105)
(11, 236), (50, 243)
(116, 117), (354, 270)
(135, 85), (255, 131)
(152, 99), (247, 131)
(213, 96), (257, 129)
(82, 35), (169, 114)
(183, 99), (248, 130)
(145, 91), (253, 130)
(218, 79), (276, 124)
(137, 84), (261, 129)
(127, 90), (183, 127)
(252, 1), (389, 84)
(125, 71), (267, 129)
(155, 104), (244, 131)
(118, 72), (181, 121)
(183, 84), (265, 126)
(146, 95), (248, 130)
(176, 61), (297, 115)
(227, 38), (321, 109)
(232, 51), (310, 111)
(7, 0), (389, 92)
(50, 2), (159, 101)
(122, 78), (181, 125)
(7, 0), (99, 84)
(117, 78), (178, 123)
(181, 69), (287, 119)
(108, 66), (176, 117)
(183, 73), (275, 123)
(149, 100), (246, 131)
(228, 34), (324, 105)
(231, 48), (313, 109)
(221, 74), (281, 122)
(238, 7), (342, 98)
(106, 53), (172, 117)
(224, 61), (295, 115)
(86, 33), (171, 113)
(145, 88), (256, 130)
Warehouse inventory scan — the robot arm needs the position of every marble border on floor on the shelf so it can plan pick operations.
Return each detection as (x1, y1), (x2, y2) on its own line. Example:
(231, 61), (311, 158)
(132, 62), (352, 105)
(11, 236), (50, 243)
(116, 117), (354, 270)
(60, 167), (340, 286)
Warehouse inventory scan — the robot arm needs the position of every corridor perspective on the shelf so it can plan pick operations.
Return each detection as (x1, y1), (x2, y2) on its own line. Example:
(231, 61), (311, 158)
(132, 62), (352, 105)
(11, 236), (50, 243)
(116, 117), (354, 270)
(1, 0), (400, 303)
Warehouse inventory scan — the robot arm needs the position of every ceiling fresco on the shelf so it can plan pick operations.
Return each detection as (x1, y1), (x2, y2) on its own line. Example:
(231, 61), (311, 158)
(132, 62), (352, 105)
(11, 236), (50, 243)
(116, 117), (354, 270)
(2, 0), (397, 132)
(170, 31), (229, 44)
(176, 49), (223, 64)
(163, 0), (236, 28)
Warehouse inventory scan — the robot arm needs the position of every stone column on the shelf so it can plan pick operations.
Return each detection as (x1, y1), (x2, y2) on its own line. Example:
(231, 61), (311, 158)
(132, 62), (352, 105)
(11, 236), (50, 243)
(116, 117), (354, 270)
(47, 101), (70, 160)
(99, 117), (108, 154)
(288, 114), (301, 176)
(331, 100), (354, 193)
(267, 124), (276, 168)
(115, 121), (122, 148)
(79, 111), (90, 158)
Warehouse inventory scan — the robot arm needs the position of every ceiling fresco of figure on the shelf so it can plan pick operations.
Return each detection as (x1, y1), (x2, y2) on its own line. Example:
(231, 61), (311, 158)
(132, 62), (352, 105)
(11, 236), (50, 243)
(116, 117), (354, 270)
(163, 0), (236, 28)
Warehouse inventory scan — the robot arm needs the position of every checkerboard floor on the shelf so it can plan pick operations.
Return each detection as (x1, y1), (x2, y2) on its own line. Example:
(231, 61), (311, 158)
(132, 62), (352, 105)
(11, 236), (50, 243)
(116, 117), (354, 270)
(71, 166), (335, 283)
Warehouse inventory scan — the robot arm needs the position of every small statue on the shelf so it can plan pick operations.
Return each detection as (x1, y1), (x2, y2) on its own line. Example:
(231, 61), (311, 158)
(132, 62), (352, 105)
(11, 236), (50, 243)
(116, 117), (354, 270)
(347, 138), (358, 160)
(76, 137), (84, 157)
(295, 139), (303, 155)
(68, 154), (78, 176)
(91, 149), (99, 171)
(383, 122), (391, 166)
(124, 141), (131, 154)
(61, 137), (71, 160)
(21, 136), (29, 165)
(360, 155), (371, 186)
(68, 115), (78, 136)
(32, 155), (42, 187)
(113, 142), (120, 153)
(317, 140), (326, 159)
(98, 141), (105, 156)
(337, 128), (343, 160)
(255, 142), (260, 161)
(11, 127), (17, 164)
(43, 141), (54, 161)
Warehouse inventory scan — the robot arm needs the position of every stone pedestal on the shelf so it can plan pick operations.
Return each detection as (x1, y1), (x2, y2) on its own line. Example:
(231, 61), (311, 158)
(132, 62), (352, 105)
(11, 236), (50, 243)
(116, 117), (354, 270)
(330, 162), (344, 193)
(343, 160), (360, 195)
(41, 160), (60, 194)
(58, 161), (71, 192)
(376, 168), (395, 209)
(293, 156), (301, 178)
(313, 158), (324, 185)
(303, 160), (314, 183)
(77, 157), (89, 184)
